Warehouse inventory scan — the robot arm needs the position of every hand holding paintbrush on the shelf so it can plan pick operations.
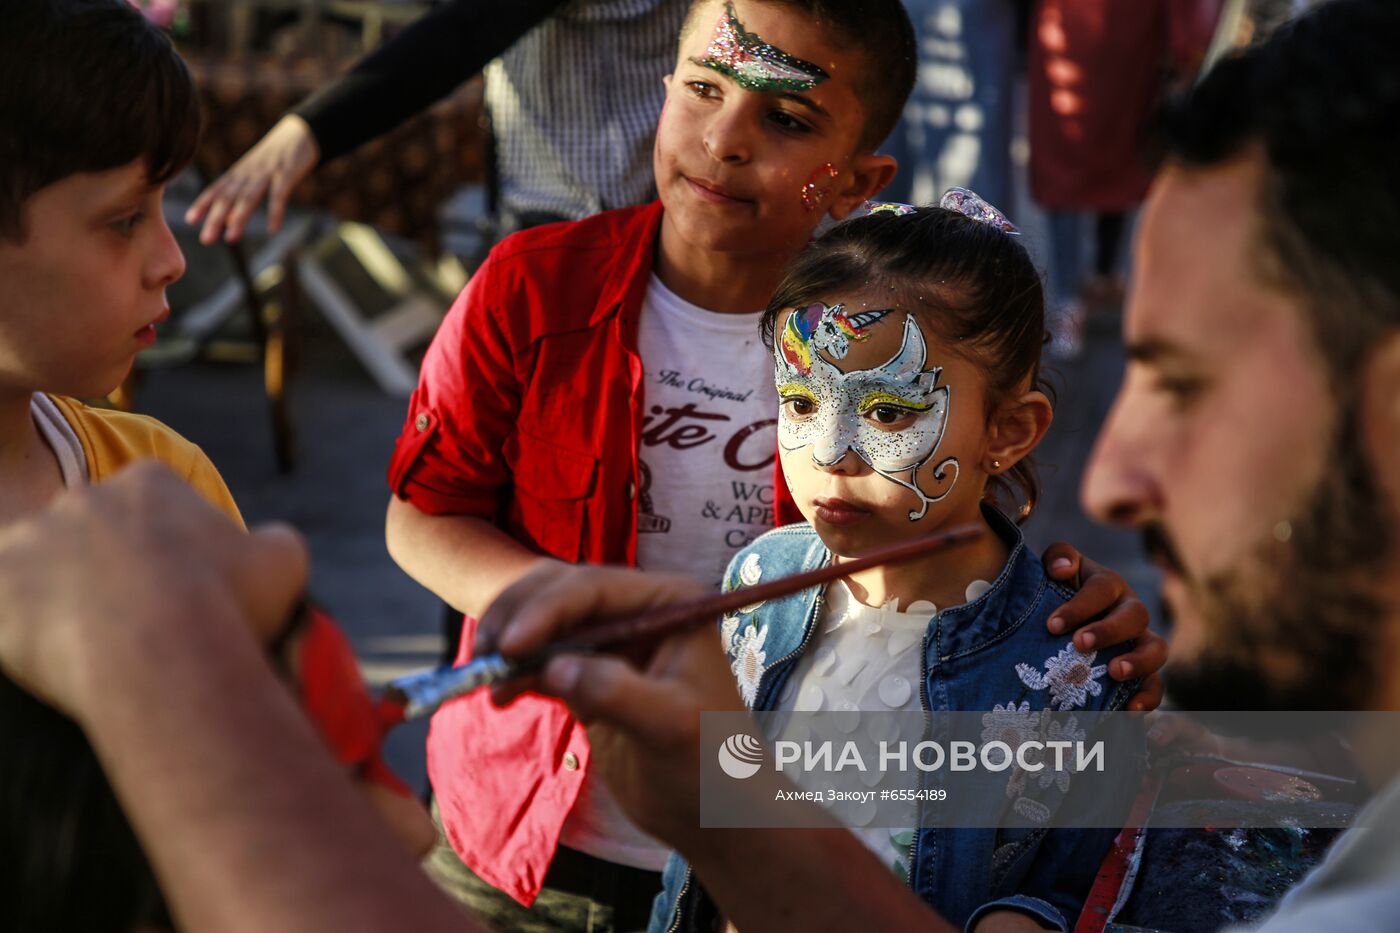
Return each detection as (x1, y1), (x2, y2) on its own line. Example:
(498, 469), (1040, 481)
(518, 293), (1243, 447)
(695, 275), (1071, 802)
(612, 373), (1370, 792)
(380, 523), (983, 724)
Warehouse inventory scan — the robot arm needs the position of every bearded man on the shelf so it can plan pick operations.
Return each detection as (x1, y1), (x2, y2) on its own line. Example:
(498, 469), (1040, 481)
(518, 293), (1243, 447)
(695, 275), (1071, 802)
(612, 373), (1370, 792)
(524, 2), (1400, 930)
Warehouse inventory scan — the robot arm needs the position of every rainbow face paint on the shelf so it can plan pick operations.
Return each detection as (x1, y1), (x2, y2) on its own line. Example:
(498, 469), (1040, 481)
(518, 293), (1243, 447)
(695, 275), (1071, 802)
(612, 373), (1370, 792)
(775, 305), (959, 521)
(801, 163), (839, 211)
(694, 1), (830, 93)
(780, 302), (892, 373)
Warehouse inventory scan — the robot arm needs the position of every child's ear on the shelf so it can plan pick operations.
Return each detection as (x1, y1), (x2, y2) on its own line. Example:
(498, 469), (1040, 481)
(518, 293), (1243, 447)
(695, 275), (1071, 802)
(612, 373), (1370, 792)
(985, 390), (1053, 474)
(828, 153), (898, 221)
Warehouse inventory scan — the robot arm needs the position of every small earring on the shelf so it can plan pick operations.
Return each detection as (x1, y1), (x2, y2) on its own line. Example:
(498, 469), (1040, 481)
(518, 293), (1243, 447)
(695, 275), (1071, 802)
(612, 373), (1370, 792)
(991, 460), (1001, 471)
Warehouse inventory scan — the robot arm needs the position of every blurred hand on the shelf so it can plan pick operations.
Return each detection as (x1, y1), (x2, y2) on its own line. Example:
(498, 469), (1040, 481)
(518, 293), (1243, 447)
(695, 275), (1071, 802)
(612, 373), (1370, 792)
(185, 114), (321, 245)
(479, 562), (746, 846)
(0, 463), (432, 854)
(0, 461), (306, 720)
(1041, 542), (1167, 712)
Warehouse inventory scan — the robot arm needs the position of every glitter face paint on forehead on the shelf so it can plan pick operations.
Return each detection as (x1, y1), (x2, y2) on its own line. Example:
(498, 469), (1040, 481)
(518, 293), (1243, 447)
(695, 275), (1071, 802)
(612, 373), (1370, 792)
(776, 305), (959, 521)
(694, 1), (831, 93)
(780, 302), (892, 371)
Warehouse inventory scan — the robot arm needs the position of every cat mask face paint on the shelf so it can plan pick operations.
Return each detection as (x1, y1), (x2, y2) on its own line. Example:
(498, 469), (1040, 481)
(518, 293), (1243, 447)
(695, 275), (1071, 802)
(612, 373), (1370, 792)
(775, 304), (960, 520)
(694, 1), (830, 93)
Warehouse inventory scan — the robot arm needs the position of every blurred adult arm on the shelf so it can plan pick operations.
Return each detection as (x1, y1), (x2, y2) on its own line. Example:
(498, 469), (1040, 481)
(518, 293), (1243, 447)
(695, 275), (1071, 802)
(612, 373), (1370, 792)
(187, 0), (569, 243)
(0, 464), (473, 933)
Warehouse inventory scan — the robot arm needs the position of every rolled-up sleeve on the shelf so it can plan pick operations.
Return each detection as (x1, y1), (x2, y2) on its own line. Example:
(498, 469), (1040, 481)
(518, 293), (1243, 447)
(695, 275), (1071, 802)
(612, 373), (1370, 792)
(388, 253), (521, 517)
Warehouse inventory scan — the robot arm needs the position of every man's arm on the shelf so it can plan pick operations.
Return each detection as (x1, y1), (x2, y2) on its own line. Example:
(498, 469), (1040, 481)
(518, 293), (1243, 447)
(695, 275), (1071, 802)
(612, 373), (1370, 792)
(0, 465), (474, 933)
(482, 563), (1129, 932)
(482, 564), (954, 932)
(688, 825), (954, 933)
(538, 631), (954, 933)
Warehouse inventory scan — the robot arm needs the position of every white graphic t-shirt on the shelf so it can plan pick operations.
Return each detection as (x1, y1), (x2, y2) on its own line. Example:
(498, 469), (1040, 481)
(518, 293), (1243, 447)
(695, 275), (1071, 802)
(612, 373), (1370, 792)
(559, 274), (778, 870)
(633, 274), (778, 583)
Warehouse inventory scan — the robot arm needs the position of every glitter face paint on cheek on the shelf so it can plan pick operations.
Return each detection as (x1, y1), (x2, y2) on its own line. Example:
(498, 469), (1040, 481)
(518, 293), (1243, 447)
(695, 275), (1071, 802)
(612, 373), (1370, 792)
(693, 1), (831, 93)
(800, 163), (839, 211)
(775, 306), (961, 521)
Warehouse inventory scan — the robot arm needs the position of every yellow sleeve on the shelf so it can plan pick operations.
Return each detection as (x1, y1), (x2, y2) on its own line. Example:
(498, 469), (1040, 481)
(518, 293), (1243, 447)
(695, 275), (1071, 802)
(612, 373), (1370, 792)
(48, 396), (246, 530)
(177, 446), (245, 530)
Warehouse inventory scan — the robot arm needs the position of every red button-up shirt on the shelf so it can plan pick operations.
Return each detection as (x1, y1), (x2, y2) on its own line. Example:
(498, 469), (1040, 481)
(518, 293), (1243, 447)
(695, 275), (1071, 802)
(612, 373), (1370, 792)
(389, 201), (799, 905)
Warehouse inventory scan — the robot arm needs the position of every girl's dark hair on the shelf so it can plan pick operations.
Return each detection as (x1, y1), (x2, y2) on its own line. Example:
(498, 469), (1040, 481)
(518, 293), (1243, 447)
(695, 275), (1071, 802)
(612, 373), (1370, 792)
(0, 0), (201, 241)
(762, 207), (1049, 521)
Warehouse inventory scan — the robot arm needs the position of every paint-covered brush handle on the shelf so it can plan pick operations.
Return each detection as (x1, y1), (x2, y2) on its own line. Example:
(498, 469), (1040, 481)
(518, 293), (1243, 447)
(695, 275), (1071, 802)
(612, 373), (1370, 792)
(380, 655), (516, 722)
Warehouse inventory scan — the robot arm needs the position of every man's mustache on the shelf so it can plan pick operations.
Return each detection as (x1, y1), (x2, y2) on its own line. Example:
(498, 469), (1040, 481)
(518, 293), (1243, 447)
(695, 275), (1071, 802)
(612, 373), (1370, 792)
(1142, 523), (1185, 575)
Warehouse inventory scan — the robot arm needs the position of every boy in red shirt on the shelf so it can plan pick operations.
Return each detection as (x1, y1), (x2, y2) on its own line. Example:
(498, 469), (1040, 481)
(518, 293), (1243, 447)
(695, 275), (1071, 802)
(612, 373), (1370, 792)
(387, 0), (1162, 927)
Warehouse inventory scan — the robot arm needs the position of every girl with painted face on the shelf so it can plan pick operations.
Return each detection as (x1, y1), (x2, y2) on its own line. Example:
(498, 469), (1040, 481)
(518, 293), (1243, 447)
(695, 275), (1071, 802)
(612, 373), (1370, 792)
(662, 194), (1142, 933)
(766, 195), (1049, 568)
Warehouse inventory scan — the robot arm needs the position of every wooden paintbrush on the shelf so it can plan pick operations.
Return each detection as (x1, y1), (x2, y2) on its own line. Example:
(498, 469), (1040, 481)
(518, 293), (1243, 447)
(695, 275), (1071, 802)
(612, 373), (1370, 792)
(378, 522), (983, 725)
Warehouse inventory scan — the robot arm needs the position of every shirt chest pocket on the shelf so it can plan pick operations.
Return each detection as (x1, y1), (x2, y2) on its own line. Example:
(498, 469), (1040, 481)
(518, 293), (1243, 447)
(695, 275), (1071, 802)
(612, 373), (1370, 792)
(506, 432), (599, 562)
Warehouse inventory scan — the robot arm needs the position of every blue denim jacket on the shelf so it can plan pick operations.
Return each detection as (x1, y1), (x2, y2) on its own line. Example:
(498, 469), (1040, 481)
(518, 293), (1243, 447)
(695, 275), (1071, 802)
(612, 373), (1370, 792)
(649, 506), (1139, 933)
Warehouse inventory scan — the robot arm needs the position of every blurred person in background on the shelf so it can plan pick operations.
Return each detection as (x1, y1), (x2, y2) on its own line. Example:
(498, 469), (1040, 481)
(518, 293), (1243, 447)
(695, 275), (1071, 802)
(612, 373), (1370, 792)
(186, 0), (687, 244)
(878, 0), (1022, 212)
(1029, 0), (1223, 357)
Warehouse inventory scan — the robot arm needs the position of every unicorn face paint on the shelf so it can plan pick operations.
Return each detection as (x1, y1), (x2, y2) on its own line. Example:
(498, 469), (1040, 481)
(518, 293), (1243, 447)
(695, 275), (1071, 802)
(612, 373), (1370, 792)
(694, 1), (831, 93)
(780, 302), (893, 370)
(776, 304), (960, 521)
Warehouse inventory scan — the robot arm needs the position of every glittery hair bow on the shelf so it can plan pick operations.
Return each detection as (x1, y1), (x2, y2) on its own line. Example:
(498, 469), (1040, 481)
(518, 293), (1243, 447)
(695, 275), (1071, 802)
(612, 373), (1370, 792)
(863, 188), (1021, 236)
(939, 187), (1021, 235)
(865, 201), (917, 217)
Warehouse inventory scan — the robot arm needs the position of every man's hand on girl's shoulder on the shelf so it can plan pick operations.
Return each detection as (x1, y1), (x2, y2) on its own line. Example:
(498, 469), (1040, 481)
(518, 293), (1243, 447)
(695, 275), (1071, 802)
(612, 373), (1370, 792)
(1039, 542), (1166, 712)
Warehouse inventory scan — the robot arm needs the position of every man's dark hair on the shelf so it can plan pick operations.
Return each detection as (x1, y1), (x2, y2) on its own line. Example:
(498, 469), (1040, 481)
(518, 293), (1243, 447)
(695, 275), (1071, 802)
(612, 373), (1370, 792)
(682, 0), (917, 152)
(1160, 0), (1400, 383)
(0, 674), (168, 932)
(0, 0), (201, 241)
